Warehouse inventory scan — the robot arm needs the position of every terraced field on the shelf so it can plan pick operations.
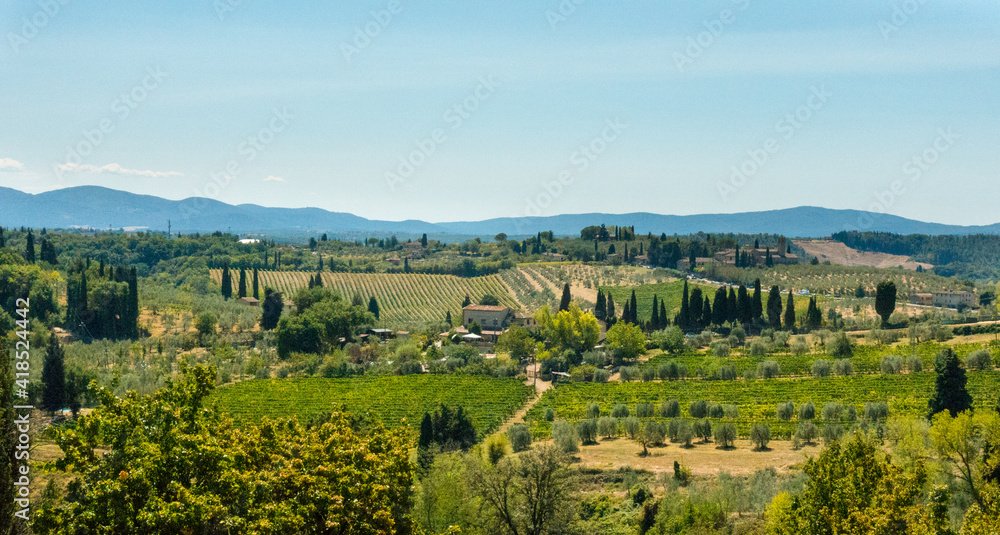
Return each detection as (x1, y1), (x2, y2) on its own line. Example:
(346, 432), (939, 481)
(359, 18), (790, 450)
(211, 269), (521, 326)
(213, 375), (535, 437)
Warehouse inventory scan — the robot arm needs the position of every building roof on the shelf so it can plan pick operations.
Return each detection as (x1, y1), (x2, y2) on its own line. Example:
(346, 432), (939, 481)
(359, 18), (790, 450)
(463, 304), (510, 312)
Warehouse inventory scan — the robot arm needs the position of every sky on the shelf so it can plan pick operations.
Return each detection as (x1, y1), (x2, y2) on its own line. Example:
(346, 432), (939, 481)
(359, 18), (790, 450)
(0, 0), (998, 225)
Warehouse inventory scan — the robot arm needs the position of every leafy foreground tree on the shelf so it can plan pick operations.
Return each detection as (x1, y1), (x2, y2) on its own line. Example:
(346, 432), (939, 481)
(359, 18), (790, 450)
(766, 433), (950, 535)
(33, 364), (417, 535)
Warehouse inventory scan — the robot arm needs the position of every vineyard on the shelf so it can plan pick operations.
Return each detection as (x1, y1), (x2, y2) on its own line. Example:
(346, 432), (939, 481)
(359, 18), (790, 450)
(502, 263), (671, 310)
(210, 269), (521, 326)
(524, 371), (1000, 439)
(213, 375), (535, 437)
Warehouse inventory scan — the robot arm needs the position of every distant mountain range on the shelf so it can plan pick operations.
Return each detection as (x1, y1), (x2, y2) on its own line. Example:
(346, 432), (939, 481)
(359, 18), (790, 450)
(1, 186), (998, 239)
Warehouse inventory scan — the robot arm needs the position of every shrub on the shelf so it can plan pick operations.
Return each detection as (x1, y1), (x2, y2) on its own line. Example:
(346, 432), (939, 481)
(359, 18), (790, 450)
(677, 420), (694, 447)
(689, 400), (709, 419)
(711, 341), (730, 359)
(750, 424), (771, 450)
(597, 416), (618, 438)
(750, 339), (769, 356)
(592, 368), (610, 383)
(586, 402), (601, 419)
(611, 403), (630, 419)
(714, 423), (737, 448)
(507, 424), (532, 452)
(552, 420), (579, 453)
(833, 359), (853, 376)
(757, 360), (780, 379)
(827, 331), (853, 357)
(622, 416), (641, 439)
(799, 402), (815, 420)
(966, 349), (993, 371)
(880, 355), (903, 375)
(641, 367), (656, 382)
(812, 359), (832, 378)
(790, 336), (810, 356)
(709, 403), (725, 419)
(772, 330), (790, 347)
(485, 434), (509, 464)
(619, 366), (638, 382)
(905, 356), (922, 373)
(673, 460), (691, 486)
(776, 401), (795, 421)
(577, 419), (598, 445)
(795, 421), (817, 445)
(822, 401), (844, 421)
(863, 402), (889, 423)
(660, 399), (680, 418)
(694, 419), (712, 442)
(544, 408), (555, 422)
(822, 423), (844, 445)
(635, 402), (655, 418)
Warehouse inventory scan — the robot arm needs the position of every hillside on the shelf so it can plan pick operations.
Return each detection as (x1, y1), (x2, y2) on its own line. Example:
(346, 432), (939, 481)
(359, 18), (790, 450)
(795, 239), (934, 271)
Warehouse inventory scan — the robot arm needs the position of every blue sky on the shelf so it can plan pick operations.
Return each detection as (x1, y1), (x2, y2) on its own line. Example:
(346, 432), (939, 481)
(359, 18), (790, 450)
(1, 0), (998, 224)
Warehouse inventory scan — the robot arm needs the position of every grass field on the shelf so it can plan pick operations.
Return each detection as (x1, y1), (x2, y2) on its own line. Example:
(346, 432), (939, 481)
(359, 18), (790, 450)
(211, 269), (520, 326)
(213, 375), (535, 437)
(524, 371), (1000, 439)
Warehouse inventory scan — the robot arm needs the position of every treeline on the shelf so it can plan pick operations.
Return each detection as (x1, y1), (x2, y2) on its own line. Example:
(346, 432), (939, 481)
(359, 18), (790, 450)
(832, 230), (1000, 279)
(65, 259), (140, 340)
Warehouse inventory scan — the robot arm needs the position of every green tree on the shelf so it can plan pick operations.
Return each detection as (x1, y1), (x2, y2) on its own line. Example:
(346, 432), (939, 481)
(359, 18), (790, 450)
(237, 267), (247, 298)
(195, 312), (217, 337)
(767, 285), (783, 329)
(784, 288), (796, 331)
(678, 280), (690, 330)
(25, 230), (35, 263)
(421, 233), (428, 247)
(33, 365), (416, 534)
(875, 281), (897, 326)
(260, 288), (283, 330)
(559, 283), (571, 312)
(496, 324), (534, 362)
(712, 287), (728, 326)
(606, 321), (646, 363)
(752, 278), (763, 325)
(929, 410), (1000, 516)
(368, 296), (380, 320)
(252, 267), (259, 299)
(220, 261), (232, 300)
(928, 347), (973, 419)
(479, 293), (500, 306)
(41, 334), (66, 413)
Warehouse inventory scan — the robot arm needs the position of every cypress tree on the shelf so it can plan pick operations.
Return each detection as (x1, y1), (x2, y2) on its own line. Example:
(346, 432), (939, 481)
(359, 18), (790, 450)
(446, 310), (453, 326)
(252, 268), (259, 299)
(25, 231), (35, 263)
(0, 225), (4, 247)
(766, 285), (783, 329)
(41, 334), (66, 413)
(727, 287), (737, 324)
(784, 289), (796, 330)
(128, 267), (139, 338)
(702, 296), (711, 327)
(418, 412), (434, 449)
(260, 288), (283, 330)
(679, 280), (690, 330)
(806, 297), (822, 330)
(622, 301), (631, 325)
(928, 348), (973, 419)
(752, 279), (763, 325)
(712, 287), (728, 326)
(595, 290), (607, 322)
(629, 290), (638, 323)
(238, 267), (247, 298)
(651, 295), (659, 329)
(689, 287), (703, 328)
(421, 233), (428, 247)
(368, 296), (380, 320)
(660, 301), (667, 328)
(559, 283), (572, 311)
(462, 294), (472, 307)
(607, 295), (616, 324)
(221, 262), (232, 299)
(737, 284), (751, 325)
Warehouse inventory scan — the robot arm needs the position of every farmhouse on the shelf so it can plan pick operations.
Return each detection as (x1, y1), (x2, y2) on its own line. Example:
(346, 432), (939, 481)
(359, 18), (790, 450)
(462, 304), (514, 331)
(932, 291), (977, 309)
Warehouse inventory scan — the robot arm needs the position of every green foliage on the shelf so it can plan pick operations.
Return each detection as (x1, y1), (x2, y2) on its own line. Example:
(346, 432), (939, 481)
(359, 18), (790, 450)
(194, 312), (217, 336)
(750, 424), (771, 450)
(875, 280), (897, 326)
(41, 334), (66, 413)
(33, 365), (417, 534)
(552, 420), (579, 453)
(606, 321), (646, 362)
(714, 423), (736, 448)
(928, 347), (973, 418)
(276, 288), (373, 358)
(507, 423), (532, 452)
(966, 349), (994, 371)
(577, 418), (598, 444)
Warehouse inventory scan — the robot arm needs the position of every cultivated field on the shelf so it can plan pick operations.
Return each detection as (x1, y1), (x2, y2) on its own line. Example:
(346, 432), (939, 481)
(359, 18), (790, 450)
(213, 375), (535, 437)
(795, 239), (933, 271)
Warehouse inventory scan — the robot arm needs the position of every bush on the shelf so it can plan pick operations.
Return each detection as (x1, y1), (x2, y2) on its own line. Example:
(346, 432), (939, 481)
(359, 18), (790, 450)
(812, 359), (832, 378)
(757, 360), (780, 379)
(507, 424), (532, 452)
(750, 424), (771, 450)
(795, 421), (817, 445)
(586, 402), (601, 419)
(660, 399), (680, 418)
(966, 349), (993, 371)
(592, 368), (610, 383)
(880, 355), (903, 375)
(714, 423), (737, 448)
(772, 330), (790, 347)
(822, 423), (844, 445)
(709, 403), (725, 419)
(485, 434), (509, 464)
(676, 420), (694, 447)
(657, 363), (674, 381)
(827, 331), (853, 358)
(619, 366), (638, 382)
(641, 367), (656, 382)
(552, 420), (579, 453)
(863, 402), (889, 423)
(673, 460), (692, 486)
(195, 312), (217, 336)
(577, 419), (598, 445)
(905, 356), (922, 373)
(611, 403), (630, 419)
(799, 402), (815, 420)
(776, 401), (795, 421)
(711, 341), (730, 359)
(689, 400), (709, 419)
(694, 419), (712, 442)
(544, 408), (555, 422)
(833, 359), (854, 376)
(635, 402), (655, 418)
(597, 416), (618, 438)
(750, 339), (769, 356)
(622, 416), (641, 439)
(790, 336), (810, 356)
